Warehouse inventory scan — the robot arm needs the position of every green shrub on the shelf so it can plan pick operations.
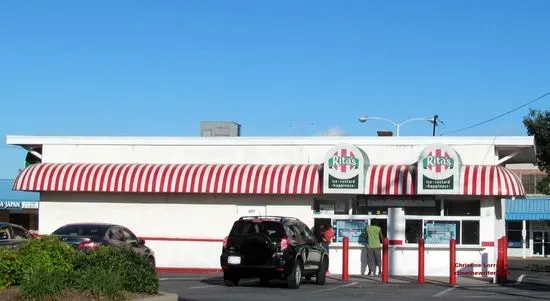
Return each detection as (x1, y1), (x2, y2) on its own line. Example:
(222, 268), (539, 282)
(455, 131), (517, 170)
(74, 246), (159, 294)
(17, 235), (76, 278)
(19, 267), (69, 301)
(73, 265), (125, 300)
(0, 248), (22, 289)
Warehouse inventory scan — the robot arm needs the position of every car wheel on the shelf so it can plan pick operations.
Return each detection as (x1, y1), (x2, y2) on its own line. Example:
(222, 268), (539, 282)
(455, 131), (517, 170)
(316, 256), (328, 285)
(286, 259), (303, 289)
(224, 272), (240, 287)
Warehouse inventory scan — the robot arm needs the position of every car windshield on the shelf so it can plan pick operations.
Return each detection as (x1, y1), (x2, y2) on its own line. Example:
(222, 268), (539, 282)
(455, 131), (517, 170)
(229, 220), (285, 238)
(52, 224), (109, 237)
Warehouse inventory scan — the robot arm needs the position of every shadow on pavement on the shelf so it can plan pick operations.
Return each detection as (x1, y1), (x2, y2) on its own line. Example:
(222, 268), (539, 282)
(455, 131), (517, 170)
(199, 276), (320, 288)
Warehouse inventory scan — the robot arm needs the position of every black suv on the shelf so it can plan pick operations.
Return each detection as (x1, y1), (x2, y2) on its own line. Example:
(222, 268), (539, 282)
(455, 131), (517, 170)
(220, 216), (329, 289)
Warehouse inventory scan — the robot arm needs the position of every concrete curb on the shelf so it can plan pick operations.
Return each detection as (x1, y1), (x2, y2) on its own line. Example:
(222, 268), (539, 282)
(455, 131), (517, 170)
(133, 292), (178, 301)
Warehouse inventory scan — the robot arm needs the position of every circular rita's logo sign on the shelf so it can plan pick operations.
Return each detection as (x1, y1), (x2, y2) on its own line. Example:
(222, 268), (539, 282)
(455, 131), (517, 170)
(328, 148), (360, 175)
(422, 148), (455, 177)
(323, 144), (368, 193)
(417, 144), (461, 193)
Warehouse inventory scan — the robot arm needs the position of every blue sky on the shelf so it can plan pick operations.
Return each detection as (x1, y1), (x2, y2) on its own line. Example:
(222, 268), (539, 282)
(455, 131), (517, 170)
(1, 0), (549, 179)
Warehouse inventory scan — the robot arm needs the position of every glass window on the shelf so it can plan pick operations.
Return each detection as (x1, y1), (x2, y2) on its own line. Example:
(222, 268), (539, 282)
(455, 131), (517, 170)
(297, 222), (315, 241)
(424, 220), (460, 244)
(522, 175), (535, 194)
(12, 226), (30, 239)
(461, 221), (480, 245)
(405, 220), (423, 244)
(122, 228), (139, 244)
(52, 224), (110, 238)
(404, 202), (440, 216)
(444, 200), (480, 216)
(286, 224), (302, 240)
(507, 230), (522, 248)
(506, 221), (523, 230)
(229, 220), (286, 238)
(535, 174), (548, 195)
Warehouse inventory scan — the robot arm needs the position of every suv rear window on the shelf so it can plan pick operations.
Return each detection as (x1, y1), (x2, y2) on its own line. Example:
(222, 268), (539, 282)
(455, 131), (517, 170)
(229, 220), (286, 238)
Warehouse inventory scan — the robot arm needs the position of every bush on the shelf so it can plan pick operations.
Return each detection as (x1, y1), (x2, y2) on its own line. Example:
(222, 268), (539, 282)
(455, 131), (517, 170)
(18, 267), (69, 300)
(0, 248), (22, 289)
(17, 235), (76, 278)
(73, 246), (159, 295)
(73, 265), (125, 300)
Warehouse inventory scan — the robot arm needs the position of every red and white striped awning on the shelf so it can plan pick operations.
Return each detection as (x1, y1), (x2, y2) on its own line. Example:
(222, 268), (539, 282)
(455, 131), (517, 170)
(13, 163), (322, 195)
(363, 164), (524, 196)
(365, 165), (416, 195)
(460, 165), (525, 196)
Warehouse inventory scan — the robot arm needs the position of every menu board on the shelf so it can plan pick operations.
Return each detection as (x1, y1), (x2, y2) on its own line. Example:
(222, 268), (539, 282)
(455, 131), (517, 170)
(425, 222), (456, 244)
(334, 220), (367, 243)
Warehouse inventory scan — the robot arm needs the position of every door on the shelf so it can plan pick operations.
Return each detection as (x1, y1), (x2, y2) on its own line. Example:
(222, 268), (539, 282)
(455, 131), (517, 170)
(237, 206), (266, 218)
(545, 232), (550, 257)
(297, 222), (322, 272)
(533, 231), (544, 256)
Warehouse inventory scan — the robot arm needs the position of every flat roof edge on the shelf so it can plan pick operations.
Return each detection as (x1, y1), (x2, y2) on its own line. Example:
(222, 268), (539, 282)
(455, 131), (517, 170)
(6, 135), (535, 147)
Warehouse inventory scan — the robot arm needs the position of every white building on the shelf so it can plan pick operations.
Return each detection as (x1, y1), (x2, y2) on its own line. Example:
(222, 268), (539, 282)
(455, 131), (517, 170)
(7, 135), (536, 280)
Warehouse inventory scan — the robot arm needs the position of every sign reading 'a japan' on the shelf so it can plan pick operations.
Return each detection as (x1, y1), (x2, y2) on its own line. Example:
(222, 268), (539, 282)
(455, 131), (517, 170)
(323, 144), (369, 194)
(417, 144), (462, 195)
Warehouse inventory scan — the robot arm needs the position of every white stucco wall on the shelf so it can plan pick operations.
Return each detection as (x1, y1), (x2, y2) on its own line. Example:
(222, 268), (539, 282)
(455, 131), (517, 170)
(39, 192), (313, 269)
(41, 143), (496, 165)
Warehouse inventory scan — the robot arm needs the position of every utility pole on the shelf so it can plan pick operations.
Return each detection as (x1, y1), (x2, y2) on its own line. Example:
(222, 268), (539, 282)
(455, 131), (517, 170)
(432, 115), (439, 136)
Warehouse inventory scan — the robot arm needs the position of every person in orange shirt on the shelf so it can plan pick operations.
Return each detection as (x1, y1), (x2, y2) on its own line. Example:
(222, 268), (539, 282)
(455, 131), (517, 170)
(322, 224), (335, 253)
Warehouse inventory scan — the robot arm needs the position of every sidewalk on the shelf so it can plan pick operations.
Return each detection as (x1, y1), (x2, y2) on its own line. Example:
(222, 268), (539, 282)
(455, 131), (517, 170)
(327, 274), (493, 286)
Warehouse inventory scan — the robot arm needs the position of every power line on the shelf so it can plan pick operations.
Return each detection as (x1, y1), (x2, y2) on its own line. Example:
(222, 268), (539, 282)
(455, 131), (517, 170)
(440, 90), (550, 135)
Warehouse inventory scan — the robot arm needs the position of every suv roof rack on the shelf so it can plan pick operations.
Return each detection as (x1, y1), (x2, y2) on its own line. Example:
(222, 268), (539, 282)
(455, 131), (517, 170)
(238, 216), (299, 222)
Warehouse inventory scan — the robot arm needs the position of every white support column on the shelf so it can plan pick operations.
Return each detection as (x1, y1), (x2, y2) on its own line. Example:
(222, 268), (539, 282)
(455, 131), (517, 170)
(521, 220), (527, 258)
(388, 207), (405, 275)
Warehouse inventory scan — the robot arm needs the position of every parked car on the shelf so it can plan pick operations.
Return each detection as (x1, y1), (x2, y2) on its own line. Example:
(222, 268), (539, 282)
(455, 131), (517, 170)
(0, 222), (34, 249)
(220, 216), (329, 289)
(51, 222), (156, 267)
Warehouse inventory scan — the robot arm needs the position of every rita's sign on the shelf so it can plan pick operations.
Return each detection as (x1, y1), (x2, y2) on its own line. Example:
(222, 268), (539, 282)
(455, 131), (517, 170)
(323, 144), (369, 194)
(417, 144), (462, 194)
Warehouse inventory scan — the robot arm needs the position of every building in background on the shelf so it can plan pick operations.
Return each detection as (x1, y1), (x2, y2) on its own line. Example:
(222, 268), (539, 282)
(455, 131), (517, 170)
(200, 121), (241, 137)
(0, 179), (39, 231)
(506, 163), (550, 258)
(6, 134), (534, 281)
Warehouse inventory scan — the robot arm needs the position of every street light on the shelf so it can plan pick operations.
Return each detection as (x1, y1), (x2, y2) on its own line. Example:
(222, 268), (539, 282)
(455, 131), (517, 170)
(358, 115), (438, 136)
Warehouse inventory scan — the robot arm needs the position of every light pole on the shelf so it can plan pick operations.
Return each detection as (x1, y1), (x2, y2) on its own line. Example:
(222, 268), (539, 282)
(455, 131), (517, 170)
(358, 115), (437, 136)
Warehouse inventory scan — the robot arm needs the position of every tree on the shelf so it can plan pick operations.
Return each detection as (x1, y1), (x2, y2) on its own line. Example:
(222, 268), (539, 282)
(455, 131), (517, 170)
(523, 109), (550, 195)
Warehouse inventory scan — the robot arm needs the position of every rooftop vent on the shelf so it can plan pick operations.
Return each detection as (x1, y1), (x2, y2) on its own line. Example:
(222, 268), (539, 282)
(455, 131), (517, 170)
(377, 130), (394, 137)
(200, 121), (241, 137)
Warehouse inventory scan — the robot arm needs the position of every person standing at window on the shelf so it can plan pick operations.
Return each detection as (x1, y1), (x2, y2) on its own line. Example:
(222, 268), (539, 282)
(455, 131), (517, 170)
(322, 224), (334, 253)
(365, 220), (384, 276)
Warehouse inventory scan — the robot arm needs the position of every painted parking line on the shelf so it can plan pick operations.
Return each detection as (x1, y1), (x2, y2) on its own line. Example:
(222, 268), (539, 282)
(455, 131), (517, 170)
(312, 281), (358, 293)
(515, 274), (526, 284)
(433, 285), (458, 297)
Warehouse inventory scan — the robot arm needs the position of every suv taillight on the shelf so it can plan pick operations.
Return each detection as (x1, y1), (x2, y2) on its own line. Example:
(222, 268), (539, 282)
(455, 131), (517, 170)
(280, 238), (288, 251)
(223, 237), (228, 249)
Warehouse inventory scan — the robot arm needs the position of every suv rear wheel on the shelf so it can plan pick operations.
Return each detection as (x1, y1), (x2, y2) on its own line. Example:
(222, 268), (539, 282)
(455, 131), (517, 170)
(286, 259), (303, 289)
(316, 256), (328, 285)
(224, 272), (240, 287)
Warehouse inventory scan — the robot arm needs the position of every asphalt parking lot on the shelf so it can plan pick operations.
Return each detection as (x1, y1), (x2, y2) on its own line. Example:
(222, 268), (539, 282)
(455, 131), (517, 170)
(159, 273), (550, 301)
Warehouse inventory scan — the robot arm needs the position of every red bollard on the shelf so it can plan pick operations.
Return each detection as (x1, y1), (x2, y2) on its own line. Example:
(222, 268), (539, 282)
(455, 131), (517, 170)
(382, 238), (389, 283)
(418, 238), (425, 284)
(497, 237), (503, 284)
(342, 236), (349, 281)
(449, 239), (456, 285)
(503, 236), (508, 283)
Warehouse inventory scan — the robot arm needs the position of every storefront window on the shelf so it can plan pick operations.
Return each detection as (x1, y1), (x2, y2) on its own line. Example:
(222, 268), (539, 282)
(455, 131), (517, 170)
(424, 220), (461, 244)
(444, 200), (480, 216)
(506, 221), (529, 248)
(313, 199), (350, 215)
(404, 201), (440, 216)
(405, 219), (423, 244)
(462, 220), (480, 245)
